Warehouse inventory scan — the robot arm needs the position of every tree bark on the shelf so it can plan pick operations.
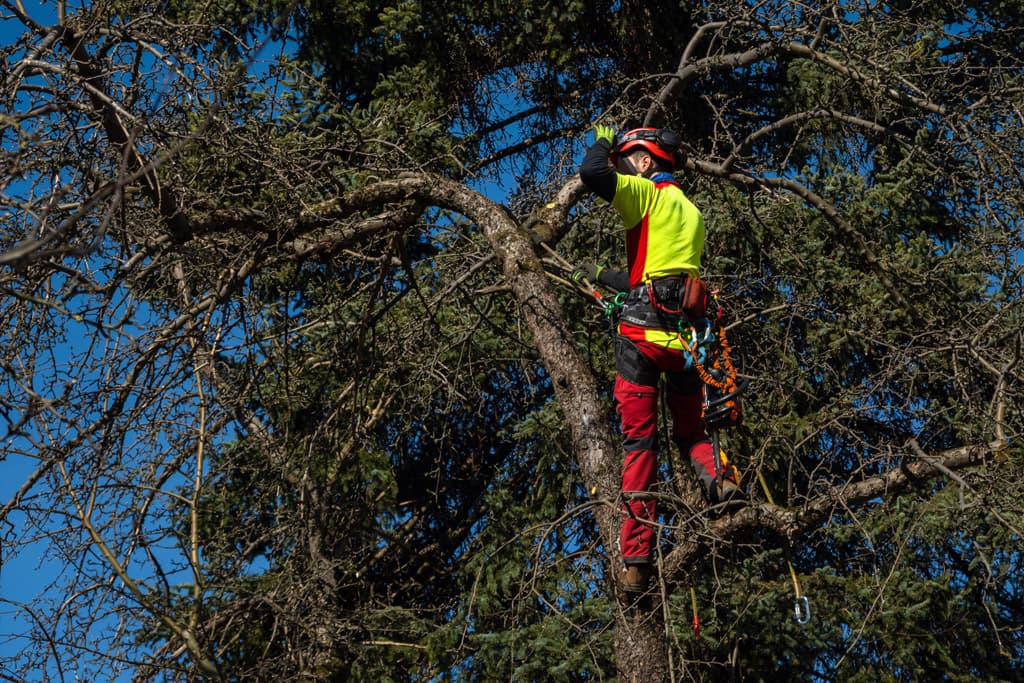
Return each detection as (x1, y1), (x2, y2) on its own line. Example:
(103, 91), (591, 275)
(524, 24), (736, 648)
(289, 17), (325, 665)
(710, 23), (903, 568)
(615, 601), (671, 683)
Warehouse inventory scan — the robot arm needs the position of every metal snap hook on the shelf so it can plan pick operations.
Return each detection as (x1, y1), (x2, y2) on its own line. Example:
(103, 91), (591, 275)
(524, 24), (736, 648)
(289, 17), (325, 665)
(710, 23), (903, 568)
(794, 595), (811, 625)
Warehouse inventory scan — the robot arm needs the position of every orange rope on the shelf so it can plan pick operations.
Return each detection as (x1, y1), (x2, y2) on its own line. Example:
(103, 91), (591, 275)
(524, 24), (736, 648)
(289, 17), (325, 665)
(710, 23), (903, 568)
(680, 323), (742, 427)
(681, 323), (738, 392)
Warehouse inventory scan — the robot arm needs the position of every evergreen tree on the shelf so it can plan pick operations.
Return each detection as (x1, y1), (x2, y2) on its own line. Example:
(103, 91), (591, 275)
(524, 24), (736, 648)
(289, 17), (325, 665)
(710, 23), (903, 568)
(0, 1), (1020, 681)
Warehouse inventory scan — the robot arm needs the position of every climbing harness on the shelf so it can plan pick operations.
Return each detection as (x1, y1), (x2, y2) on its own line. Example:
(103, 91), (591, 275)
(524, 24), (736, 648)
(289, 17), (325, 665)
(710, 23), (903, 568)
(646, 274), (708, 321)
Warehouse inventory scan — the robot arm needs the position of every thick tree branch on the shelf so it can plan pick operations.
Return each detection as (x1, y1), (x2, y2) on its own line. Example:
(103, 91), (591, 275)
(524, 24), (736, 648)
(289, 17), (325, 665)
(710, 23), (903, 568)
(662, 439), (1000, 581)
(311, 173), (622, 551)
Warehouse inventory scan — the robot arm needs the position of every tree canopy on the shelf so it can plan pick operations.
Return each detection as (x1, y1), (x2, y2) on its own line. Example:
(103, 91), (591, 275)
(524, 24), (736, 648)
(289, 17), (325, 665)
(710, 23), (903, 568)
(1, 1), (1022, 681)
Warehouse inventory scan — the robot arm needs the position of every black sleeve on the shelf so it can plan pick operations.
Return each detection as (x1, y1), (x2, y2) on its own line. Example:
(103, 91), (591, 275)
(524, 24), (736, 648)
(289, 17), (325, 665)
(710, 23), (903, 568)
(579, 140), (617, 203)
(597, 268), (630, 292)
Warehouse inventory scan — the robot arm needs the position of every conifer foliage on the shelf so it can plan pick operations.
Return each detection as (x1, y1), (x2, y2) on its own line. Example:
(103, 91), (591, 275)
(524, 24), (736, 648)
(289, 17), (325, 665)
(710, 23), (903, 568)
(0, 1), (1021, 680)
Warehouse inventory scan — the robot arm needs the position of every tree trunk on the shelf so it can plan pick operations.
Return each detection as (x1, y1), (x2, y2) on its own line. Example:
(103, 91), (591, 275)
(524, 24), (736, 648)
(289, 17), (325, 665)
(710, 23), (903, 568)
(477, 203), (676, 683)
(615, 598), (671, 683)
(390, 174), (678, 680)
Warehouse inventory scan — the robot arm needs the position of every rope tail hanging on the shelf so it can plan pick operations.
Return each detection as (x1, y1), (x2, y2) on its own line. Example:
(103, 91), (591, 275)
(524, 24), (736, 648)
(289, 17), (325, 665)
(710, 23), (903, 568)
(756, 471), (811, 625)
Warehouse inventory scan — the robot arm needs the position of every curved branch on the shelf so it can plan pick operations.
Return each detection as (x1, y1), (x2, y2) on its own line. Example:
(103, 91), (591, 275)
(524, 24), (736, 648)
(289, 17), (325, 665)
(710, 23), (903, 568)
(341, 173), (621, 536)
(646, 33), (946, 125)
(662, 439), (998, 581)
(646, 37), (778, 125)
(719, 107), (904, 174)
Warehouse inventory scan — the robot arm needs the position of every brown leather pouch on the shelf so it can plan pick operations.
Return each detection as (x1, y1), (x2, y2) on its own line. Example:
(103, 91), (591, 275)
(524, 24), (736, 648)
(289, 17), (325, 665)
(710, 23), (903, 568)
(681, 277), (708, 319)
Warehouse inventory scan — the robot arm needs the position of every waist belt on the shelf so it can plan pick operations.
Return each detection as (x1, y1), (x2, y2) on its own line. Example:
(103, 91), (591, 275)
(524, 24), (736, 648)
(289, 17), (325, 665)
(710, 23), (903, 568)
(620, 277), (690, 330)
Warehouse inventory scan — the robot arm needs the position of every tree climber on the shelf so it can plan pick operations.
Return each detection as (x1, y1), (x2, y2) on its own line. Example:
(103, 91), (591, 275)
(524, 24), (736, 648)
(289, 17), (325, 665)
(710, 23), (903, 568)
(578, 125), (745, 595)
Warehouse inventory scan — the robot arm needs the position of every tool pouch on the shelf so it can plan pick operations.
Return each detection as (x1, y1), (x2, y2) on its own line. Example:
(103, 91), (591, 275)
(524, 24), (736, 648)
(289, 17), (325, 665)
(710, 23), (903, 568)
(679, 277), (708, 320)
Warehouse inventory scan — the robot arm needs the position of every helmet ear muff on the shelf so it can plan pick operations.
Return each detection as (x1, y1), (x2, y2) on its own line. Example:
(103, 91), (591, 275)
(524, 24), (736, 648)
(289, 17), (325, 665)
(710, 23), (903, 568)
(656, 128), (681, 150)
(656, 129), (686, 168)
(652, 129), (685, 170)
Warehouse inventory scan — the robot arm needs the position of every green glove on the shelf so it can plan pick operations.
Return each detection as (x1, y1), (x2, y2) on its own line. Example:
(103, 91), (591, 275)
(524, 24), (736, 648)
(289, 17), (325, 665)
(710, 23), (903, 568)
(592, 124), (616, 146)
(571, 262), (602, 284)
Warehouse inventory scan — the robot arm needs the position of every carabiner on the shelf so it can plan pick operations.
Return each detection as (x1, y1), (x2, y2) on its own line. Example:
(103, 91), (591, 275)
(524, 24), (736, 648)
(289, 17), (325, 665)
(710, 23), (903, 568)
(794, 595), (811, 625)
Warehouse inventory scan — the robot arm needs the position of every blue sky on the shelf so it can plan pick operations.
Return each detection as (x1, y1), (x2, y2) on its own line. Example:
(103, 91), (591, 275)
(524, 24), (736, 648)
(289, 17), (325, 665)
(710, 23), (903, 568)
(0, 4), (286, 679)
(1, 3), (61, 678)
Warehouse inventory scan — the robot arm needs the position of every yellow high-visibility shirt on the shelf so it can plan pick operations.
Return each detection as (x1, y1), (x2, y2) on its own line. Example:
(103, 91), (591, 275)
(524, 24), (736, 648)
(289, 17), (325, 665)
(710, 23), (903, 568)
(611, 172), (705, 350)
(612, 172), (704, 287)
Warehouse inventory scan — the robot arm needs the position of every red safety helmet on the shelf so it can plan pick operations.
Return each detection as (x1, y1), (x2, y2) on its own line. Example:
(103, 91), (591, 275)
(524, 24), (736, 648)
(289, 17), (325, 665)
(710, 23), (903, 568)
(612, 127), (686, 170)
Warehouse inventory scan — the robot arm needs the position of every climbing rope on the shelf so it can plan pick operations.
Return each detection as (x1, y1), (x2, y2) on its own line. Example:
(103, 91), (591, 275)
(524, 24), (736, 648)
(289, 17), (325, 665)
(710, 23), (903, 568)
(756, 469), (811, 625)
(678, 317), (743, 429)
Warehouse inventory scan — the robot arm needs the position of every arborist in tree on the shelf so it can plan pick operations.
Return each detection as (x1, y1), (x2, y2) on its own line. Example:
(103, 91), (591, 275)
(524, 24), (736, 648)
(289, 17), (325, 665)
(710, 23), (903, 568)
(578, 125), (745, 595)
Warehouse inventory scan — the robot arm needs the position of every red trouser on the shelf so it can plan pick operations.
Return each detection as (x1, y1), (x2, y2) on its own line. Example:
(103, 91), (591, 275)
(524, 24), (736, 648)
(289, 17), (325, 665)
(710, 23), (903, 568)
(614, 336), (719, 563)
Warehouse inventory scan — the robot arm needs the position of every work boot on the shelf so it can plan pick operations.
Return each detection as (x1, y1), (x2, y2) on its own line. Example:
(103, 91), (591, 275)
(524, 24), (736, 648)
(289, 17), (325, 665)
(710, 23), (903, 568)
(619, 563), (652, 594)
